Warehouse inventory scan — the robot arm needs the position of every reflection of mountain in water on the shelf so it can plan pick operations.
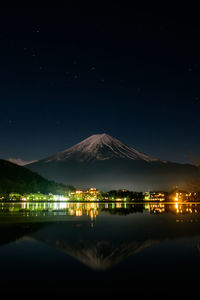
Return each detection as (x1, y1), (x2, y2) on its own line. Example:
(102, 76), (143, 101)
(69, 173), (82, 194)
(2, 203), (200, 271)
(41, 239), (155, 271)
(0, 223), (44, 246)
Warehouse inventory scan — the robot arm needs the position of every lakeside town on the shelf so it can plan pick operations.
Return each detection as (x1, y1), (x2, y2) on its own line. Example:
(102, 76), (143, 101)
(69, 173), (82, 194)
(0, 187), (200, 202)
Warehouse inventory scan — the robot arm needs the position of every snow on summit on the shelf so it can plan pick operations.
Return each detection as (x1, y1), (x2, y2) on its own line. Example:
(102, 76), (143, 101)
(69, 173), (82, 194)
(7, 158), (37, 166)
(44, 133), (158, 163)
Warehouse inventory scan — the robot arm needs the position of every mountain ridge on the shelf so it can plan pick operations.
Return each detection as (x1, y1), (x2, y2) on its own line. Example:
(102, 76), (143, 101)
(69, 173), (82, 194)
(0, 159), (74, 194)
(27, 134), (200, 191)
(41, 133), (160, 163)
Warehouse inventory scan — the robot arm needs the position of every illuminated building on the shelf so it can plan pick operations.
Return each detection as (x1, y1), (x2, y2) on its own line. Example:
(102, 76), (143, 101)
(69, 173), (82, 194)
(86, 188), (99, 195)
(144, 192), (150, 201)
(53, 195), (69, 201)
(189, 192), (200, 201)
(69, 188), (99, 201)
(149, 191), (167, 202)
(169, 190), (190, 202)
(116, 198), (122, 201)
(70, 190), (84, 201)
(9, 193), (22, 201)
(84, 188), (99, 201)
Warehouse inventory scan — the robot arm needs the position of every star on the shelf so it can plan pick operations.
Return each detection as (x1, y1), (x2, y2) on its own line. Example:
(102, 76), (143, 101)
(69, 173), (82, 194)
(33, 26), (41, 33)
(90, 66), (96, 71)
(31, 49), (37, 57)
(8, 120), (14, 126)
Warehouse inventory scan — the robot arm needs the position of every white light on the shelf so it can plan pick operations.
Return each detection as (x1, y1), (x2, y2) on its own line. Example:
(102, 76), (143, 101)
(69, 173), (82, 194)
(53, 195), (68, 201)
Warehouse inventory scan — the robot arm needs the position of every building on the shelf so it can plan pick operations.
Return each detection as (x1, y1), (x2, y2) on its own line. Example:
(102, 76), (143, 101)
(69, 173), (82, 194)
(169, 189), (190, 202)
(69, 188), (99, 201)
(69, 190), (84, 201)
(84, 188), (99, 201)
(149, 191), (167, 201)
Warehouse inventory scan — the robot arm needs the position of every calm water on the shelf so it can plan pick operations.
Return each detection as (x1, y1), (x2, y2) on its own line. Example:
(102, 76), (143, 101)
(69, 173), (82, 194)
(1, 201), (200, 295)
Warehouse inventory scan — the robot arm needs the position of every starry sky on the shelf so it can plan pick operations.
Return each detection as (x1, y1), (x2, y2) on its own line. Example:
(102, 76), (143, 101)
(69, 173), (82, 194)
(0, 2), (200, 164)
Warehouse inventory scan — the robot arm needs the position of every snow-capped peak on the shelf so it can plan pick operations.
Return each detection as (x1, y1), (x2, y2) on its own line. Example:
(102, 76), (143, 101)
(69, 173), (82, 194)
(44, 133), (158, 163)
(7, 158), (37, 166)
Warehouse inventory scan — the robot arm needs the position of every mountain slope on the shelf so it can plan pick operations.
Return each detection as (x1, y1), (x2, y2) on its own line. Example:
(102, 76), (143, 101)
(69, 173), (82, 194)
(43, 133), (158, 163)
(27, 134), (200, 191)
(0, 159), (74, 194)
(7, 158), (37, 166)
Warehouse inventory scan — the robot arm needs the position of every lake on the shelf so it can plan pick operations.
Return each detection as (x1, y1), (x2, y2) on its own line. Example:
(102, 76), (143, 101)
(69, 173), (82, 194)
(0, 202), (200, 296)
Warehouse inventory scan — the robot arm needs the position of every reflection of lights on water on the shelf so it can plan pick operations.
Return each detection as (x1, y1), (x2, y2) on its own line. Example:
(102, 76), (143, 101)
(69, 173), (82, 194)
(90, 210), (94, 220)
(2, 202), (200, 221)
(174, 204), (183, 214)
(22, 202), (26, 209)
(69, 209), (74, 216)
(148, 203), (200, 215)
(149, 204), (165, 213)
(54, 202), (67, 210)
(54, 203), (100, 220)
(76, 210), (82, 217)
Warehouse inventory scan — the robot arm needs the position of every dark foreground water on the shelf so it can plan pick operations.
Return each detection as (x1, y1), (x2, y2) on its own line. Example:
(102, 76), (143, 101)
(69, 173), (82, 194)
(0, 201), (200, 296)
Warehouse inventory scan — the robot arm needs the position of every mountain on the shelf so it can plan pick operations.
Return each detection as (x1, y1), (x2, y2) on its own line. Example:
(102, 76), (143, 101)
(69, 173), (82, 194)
(0, 159), (74, 194)
(7, 158), (37, 166)
(27, 134), (200, 191)
(42, 133), (158, 163)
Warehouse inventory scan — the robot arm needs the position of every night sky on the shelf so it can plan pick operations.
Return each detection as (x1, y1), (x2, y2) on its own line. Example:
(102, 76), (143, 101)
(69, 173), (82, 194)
(0, 2), (200, 164)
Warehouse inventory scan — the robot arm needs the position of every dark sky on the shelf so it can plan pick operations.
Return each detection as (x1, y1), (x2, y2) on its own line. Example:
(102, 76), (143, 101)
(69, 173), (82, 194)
(0, 2), (200, 163)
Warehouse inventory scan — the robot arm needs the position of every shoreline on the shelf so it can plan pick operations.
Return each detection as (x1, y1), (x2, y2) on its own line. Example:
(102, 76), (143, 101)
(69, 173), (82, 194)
(1, 200), (200, 204)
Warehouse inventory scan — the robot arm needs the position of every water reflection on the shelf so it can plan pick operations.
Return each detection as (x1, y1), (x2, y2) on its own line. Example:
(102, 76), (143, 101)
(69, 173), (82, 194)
(0, 202), (100, 220)
(147, 203), (200, 216)
(43, 239), (156, 271)
(1, 201), (200, 219)
(1, 202), (200, 277)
